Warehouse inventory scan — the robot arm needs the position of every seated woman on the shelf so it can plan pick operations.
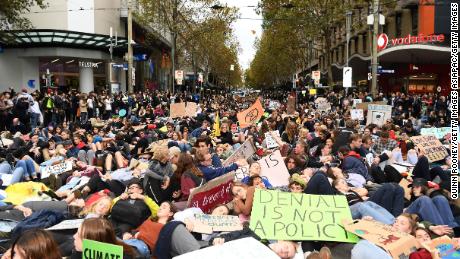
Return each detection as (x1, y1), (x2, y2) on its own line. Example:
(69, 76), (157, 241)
(231, 183), (255, 218)
(2, 229), (61, 259)
(122, 201), (177, 258)
(72, 218), (136, 259)
(168, 131), (191, 153)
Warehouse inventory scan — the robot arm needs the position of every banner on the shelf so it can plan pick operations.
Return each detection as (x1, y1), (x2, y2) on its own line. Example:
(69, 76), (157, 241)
(259, 150), (290, 187)
(223, 138), (256, 166)
(170, 102), (186, 118)
(82, 239), (123, 259)
(40, 161), (73, 179)
(287, 96), (296, 114)
(173, 237), (279, 259)
(250, 189), (358, 242)
(192, 214), (243, 234)
(350, 109), (364, 120)
(237, 98), (264, 128)
(366, 104), (392, 126)
(264, 130), (280, 149)
(411, 135), (449, 163)
(343, 219), (420, 259)
(420, 127), (450, 140)
(185, 102), (198, 117)
(187, 172), (235, 213)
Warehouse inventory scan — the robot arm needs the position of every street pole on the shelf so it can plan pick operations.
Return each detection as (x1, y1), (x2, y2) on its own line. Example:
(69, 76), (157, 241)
(171, 0), (178, 94)
(370, 0), (379, 97)
(127, 3), (134, 93)
(346, 11), (352, 97)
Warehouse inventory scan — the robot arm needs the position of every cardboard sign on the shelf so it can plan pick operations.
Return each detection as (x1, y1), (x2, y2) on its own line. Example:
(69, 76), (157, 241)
(185, 102), (198, 117)
(287, 96), (296, 114)
(223, 139), (256, 166)
(192, 214), (243, 234)
(259, 150), (290, 187)
(170, 102), (187, 118)
(40, 161), (73, 179)
(421, 235), (460, 259)
(411, 135), (449, 163)
(82, 239), (123, 259)
(342, 219), (420, 259)
(237, 98), (264, 128)
(234, 165), (250, 181)
(421, 127), (450, 140)
(173, 237), (279, 259)
(250, 189), (358, 242)
(351, 109), (364, 120)
(367, 104), (392, 126)
(264, 130), (280, 149)
(353, 99), (363, 108)
(187, 172), (235, 213)
(47, 219), (84, 231)
(315, 97), (331, 112)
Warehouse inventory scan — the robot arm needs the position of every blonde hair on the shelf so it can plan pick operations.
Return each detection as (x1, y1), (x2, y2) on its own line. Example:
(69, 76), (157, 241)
(80, 196), (112, 217)
(153, 146), (170, 161)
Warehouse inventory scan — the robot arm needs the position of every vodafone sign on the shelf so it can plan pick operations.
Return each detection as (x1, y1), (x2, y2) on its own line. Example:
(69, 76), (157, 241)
(377, 33), (445, 51)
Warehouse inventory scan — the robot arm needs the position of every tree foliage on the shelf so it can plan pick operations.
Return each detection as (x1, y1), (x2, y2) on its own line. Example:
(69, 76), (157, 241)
(0, 0), (47, 31)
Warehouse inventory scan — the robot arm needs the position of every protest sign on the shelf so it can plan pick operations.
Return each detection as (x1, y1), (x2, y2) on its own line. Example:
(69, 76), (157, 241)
(40, 161), (73, 179)
(287, 96), (296, 114)
(350, 109), (364, 120)
(309, 89), (317, 95)
(173, 237), (279, 259)
(268, 101), (280, 110)
(185, 102), (198, 117)
(342, 219), (420, 259)
(353, 99), (362, 108)
(421, 235), (460, 259)
(192, 214), (243, 234)
(170, 102), (187, 118)
(82, 239), (123, 259)
(234, 165), (250, 181)
(421, 127), (450, 140)
(264, 130), (280, 149)
(367, 104), (392, 126)
(411, 135), (449, 163)
(47, 219), (84, 231)
(187, 172), (235, 213)
(223, 138), (256, 166)
(249, 189), (358, 242)
(237, 98), (264, 128)
(259, 150), (290, 187)
(315, 97), (331, 112)
(356, 101), (387, 111)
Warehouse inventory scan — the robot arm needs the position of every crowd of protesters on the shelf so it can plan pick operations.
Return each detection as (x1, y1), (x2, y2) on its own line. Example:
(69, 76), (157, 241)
(0, 86), (455, 259)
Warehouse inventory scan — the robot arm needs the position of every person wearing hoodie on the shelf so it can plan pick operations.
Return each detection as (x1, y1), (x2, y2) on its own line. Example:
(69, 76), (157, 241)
(338, 146), (373, 182)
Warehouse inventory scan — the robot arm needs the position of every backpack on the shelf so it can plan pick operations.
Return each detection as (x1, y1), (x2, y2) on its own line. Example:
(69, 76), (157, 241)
(14, 97), (30, 110)
(11, 210), (65, 240)
(110, 199), (151, 228)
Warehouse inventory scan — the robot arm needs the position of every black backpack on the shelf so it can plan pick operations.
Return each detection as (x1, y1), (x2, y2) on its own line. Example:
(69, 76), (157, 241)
(110, 199), (151, 228)
(14, 97), (30, 110)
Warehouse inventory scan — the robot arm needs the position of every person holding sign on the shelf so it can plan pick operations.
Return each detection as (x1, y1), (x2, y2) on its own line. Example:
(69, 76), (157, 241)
(72, 218), (135, 259)
(195, 149), (245, 181)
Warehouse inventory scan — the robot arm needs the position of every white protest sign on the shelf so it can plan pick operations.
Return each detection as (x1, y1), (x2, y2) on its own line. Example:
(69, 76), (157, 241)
(259, 150), (290, 187)
(353, 99), (362, 108)
(173, 237), (279, 259)
(366, 104), (392, 126)
(40, 161), (73, 179)
(223, 139), (257, 166)
(351, 109), (364, 120)
(46, 219), (84, 231)
(264, 130), (280, 149)
(234, 165), (250, 181)
(1, 174), (13, 186)
(420, 127), (450, 140)
(343, 67), (352, 88)
(192, 214), (243, 234)
(315, 97), (331, 112)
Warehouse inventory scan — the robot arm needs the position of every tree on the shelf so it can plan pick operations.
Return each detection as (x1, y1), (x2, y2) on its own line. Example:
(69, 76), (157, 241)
(0, 0), (47, 33)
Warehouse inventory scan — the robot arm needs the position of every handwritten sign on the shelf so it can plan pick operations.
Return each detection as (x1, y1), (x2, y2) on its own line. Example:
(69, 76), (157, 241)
(185, 102), (198, 117)
(351, 109), (364, 120)
(173, 237), (279, 259)
(264, 130), (280, 149)
(187, 172), (235, 213)
(237, 98), (264, 128)
(411, 135), (449, 163)
(343, 219), (420, 259)
(353, 99), (362, 108)
(249, 189), (358, 242)
(356, 101), (387, 111)
(421, 127), (450, 140)
(315, 97), (331, 112)
(259, 150), (290, 187)
(82, 239), (123, 259)
(223, 139), (256, 166)
(234, 165), (250, 181)
(170, 102), (187, 118)
(421, 235), (460, 259)
(192, 214), (243, 234)
(40, 161), (73, 179)
(367, 104), (392, 126)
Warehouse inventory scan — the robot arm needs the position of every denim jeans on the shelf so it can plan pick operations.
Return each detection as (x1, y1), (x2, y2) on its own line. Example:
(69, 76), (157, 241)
(78, 150), (96, 166)
(30, 113), (40, 130)
(352, 240), (392, 259)
(123, 239), (150, 258)
(0, 161), (25, 184)
(369, 183), (404, 217)
(406, 195), (459, 228)
(15, 160), (36, 178)
(350, 201), (395, 225)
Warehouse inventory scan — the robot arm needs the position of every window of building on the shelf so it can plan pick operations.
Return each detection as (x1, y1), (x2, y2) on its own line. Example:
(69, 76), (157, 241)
(363, 34), (367, 54)
(396, 12), (402, 38)
(411, 6), (418, 35)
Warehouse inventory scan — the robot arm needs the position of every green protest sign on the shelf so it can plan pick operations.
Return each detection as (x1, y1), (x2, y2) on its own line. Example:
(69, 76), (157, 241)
(249, 189), (358, 243)
(82, 239), (123, 259)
